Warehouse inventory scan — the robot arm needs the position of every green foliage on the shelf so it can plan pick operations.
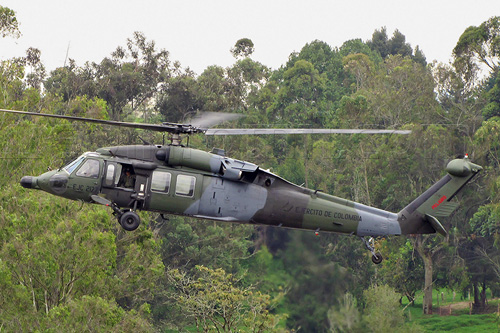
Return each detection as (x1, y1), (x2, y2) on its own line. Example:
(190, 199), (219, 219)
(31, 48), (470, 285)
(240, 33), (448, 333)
(367, 27), (424, 64)
(470, 205), (500, 237)
(378, 238), (424, 305)
(45, 32), (171, 121)
(482, 73), (500, 120)
(362, 284), (407, 332)
(339, 39), (382, 64)
(114, 221), (165, 310)
(168, 265), (286, 332)
(42, 296), (153, 332)
(327, 293), (361, 332)
(161, 216), (253, 273)
(245, 246), (289, 290)
(3, 14), (500, 331)
(0, 5), (20, 38)
(156, 74), (201, 122)
(231, 38), (255, 59)
(278, 231), (355, 331)
(453, 16), (500, 81)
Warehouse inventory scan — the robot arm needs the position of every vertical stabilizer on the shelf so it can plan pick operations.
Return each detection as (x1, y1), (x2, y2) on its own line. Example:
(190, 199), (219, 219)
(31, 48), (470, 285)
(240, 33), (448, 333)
(398, 157), (482, 235)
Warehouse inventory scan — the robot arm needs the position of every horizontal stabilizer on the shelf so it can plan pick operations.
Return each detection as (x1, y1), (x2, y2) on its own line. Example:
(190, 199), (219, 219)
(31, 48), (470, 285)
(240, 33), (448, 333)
(425, 214), (447, 236)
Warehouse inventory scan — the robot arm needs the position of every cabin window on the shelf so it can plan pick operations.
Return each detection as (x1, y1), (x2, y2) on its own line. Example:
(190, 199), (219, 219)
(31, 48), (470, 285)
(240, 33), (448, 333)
(151, 171), (171, 193)
(75, 159), (100, 178)
(175, 175), (196, 197)
(105, 164), (116, 186)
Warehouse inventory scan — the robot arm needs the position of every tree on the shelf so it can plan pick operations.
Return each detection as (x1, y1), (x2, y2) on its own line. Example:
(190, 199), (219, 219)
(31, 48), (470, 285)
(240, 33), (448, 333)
(45, 31), (172, 120)
(114, 222), (165, 311)
(0, 100), (163, 329)
(167, 265), (285, 332)
(362, 285), (413, 333)
(432, 62), (484, 139)
(481, 71), (500, 120)
(411, 235), (446, 314)
(0, 192), (117, 313)
(342, 53), (374, 91)
(388, 30), (413, 58)
(378, 239), (424, 306)
(226, 57), (270, 112)
(453, 16), (500, 83)
(44, 59), (91, 102)
(231, 38), (255, 59)
(24, 47), (46, 90)
(458, 222), (500, 311)
(156, 73), (201, 122)
(287, 40), (349, 108)
(367, 27), (390, 58)
(358, 55), (438, 127)
(327, 293), (361, 332)
(195, 65), (231, 111)
(339, 39), (381, 63)
(367, 27), (425, 64)
(279, 231), (354, 331)
(41, 296), (153, 332)
(0, 5), (20, 38)
(268, 59), (328, 125)
(0, 57), (25, 107)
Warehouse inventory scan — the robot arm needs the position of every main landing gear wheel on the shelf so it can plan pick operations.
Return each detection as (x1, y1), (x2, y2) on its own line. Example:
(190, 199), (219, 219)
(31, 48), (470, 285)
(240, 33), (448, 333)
(371, 253), (383, 265)
(119, 211), (141, 231)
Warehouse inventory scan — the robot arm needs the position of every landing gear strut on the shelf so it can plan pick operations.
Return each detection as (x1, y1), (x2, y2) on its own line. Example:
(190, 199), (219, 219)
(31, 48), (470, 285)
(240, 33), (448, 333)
(360, 236), (383, 264)
(91, 195), (141, 231)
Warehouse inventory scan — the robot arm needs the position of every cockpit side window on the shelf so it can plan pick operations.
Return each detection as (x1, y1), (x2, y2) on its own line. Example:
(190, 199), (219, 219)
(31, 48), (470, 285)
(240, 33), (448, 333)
(75, 159), (100, 178)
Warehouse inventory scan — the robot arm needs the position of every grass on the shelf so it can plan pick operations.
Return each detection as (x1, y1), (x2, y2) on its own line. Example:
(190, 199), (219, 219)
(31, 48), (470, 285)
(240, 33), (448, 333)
(402, 289), (500, 332)
(416, 314), (497, 332)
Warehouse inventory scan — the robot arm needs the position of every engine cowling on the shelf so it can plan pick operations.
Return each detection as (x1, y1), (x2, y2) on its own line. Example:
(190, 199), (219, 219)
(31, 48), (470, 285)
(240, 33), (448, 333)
(156, 146), (258, 180)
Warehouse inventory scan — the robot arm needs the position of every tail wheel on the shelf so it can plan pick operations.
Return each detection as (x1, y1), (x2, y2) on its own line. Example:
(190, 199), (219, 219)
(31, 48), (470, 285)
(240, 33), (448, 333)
(120, 211), (140, 231)
(371, 253), (383, 265)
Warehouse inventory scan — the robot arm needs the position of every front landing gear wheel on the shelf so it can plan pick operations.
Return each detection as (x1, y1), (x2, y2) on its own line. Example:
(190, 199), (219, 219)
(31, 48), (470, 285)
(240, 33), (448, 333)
(120, 211), (140, 231)
(371, 253), (383, 265)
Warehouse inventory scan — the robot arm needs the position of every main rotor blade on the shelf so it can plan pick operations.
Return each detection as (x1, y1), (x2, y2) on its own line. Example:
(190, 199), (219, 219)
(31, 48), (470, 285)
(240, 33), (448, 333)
(0, 109), (412, 135)
(0, 109), (195, 133)
(204, 128), (412, 135)
(189, 111), (243, 128)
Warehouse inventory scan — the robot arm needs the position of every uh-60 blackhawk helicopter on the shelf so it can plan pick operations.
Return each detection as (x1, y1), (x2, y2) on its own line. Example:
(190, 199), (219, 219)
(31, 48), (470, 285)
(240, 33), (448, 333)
(0, 109), (482, 264)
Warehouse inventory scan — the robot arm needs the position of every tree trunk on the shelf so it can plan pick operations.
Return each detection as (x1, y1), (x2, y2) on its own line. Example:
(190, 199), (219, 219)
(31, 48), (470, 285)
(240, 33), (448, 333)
(473, 280), (487, 311)
(422, 252), (433, 314)
(412, 235), (435, 315)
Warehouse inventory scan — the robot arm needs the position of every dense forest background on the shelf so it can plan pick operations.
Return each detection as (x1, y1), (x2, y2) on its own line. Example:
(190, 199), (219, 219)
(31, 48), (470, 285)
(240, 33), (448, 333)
(1, 5), (500, 332)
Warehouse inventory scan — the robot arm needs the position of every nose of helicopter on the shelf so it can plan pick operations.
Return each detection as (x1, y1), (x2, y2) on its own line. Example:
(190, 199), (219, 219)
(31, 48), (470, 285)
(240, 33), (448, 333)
(20, 176), (38, 189)
(21, 170), (69, 195)
(20, 170), (59, 192)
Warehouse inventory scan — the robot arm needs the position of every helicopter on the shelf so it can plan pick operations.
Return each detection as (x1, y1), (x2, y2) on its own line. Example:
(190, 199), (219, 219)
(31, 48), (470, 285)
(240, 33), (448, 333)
(0, 109), (482, 264)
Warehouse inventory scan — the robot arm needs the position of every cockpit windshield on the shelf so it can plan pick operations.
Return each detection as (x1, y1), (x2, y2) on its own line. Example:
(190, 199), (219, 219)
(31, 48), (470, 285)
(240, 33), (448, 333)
(63, 155), (85, 174)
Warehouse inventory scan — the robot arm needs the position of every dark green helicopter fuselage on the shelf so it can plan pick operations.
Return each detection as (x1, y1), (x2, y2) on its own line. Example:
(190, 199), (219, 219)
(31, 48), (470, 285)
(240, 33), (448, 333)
(21, 144), (482, 240)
